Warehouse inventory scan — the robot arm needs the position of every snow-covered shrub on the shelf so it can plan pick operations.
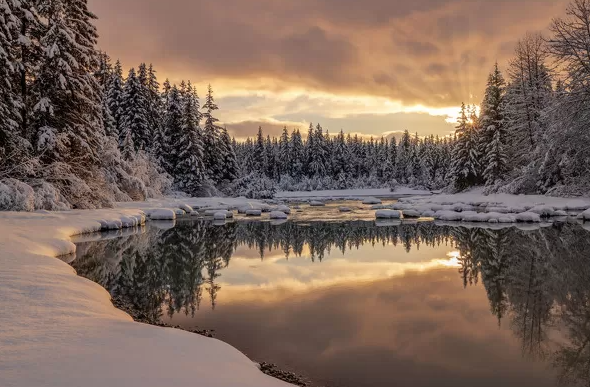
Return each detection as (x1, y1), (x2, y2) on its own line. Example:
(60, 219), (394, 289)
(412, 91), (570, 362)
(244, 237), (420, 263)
(0, 178), (35, 211)
(229, 173), (277, 199)
(32, 181), (70, 211)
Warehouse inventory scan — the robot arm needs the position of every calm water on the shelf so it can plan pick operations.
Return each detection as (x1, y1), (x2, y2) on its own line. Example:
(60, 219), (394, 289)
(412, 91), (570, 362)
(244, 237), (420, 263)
(71, 215), (590, 387)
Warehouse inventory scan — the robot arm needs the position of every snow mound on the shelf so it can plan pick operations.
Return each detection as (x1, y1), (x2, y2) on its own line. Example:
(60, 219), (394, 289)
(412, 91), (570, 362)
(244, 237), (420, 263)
(178, 204), (193, 213)
(362, 197), (382, 205)
(516, 212), (542, 223)
(270, 211), (288, 220)
(309, 201), (325, 207)
(246, 209), (263, 217)
(375, 210), (403, 219)
(275, 205), (291, 214)
(402, 210), (421, 218)
(434, 211), (464, 221)
(148, 209), (176, 220)
(213, 211), (228, 220)
(190, 211), (200, 216)
(529, 206), (556, 217)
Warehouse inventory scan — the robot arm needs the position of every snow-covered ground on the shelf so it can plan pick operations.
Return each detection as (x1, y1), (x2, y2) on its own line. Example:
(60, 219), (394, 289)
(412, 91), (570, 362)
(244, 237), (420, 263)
(0, 198), (292, 387)
(275, 187), (433, 200)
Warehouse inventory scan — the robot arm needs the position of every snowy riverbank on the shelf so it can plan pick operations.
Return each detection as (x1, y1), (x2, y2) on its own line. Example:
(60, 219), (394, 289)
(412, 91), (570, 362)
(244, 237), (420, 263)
(0, 198), (292, 387)
(275, 187), (433, 200)
(393, 190), (590, 223)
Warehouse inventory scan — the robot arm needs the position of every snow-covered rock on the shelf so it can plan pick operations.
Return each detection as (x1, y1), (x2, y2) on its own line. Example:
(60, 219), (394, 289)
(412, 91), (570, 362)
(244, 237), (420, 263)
(213, 211), (228, 220)
(371, 204), (386, 210)
(148, 209), (176, 220)
(270, 211), (288, 220)
(309, 201), (326, 207)
(275, 205), (291, 214)
(362, 197), (382, 205)
(516, 212), (542, 223)
(178, 204), (193, 213)
(246, 209), (262, 217)
(375, 210), (403, 219)
(434, 211), (463, 221)
(529, 206), (556, 217)
(402, 210), (421, 218)
(190, 211), (200, 216)
(578, 208), (590, 220)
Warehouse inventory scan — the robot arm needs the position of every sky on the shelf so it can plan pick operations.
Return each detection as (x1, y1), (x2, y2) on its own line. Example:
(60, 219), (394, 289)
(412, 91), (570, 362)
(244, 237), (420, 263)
(88, 0), (569, 139)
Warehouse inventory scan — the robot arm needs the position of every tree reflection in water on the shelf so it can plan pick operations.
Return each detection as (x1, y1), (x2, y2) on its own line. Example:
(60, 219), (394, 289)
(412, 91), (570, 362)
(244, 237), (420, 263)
(73, 220), (590, 387)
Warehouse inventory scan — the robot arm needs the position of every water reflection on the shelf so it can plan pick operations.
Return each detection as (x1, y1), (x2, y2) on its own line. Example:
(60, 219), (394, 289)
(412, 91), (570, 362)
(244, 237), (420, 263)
(73, 220), (590, 387)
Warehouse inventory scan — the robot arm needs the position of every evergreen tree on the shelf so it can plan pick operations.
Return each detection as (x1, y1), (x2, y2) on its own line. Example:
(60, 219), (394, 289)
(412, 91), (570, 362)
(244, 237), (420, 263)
(175, 82), (205, 195)
(34, 0), (105, 166)
(290, 128), (304, 180)
(202, 84), (222, 182)
(219, 126), (238, 183)
(278, 126), (290, 177)
(106, 60), (124, 138)
(119, 67), (150, 151)
(161, 86), (183, 175)
(451, 103), (480, 190)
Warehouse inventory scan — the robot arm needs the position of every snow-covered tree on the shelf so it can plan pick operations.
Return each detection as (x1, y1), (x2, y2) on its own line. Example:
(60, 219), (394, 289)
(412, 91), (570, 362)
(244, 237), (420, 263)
(202, 84), (223, 182)
(119, 67), (150, 152)
(480, 63), (508, 184)
(174, 82), (205, 195)
(451, 103), (480, 190)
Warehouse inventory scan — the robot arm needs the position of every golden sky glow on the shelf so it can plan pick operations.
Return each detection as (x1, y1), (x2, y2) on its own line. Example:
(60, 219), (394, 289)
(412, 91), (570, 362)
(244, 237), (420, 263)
(88, 0), (570, 138)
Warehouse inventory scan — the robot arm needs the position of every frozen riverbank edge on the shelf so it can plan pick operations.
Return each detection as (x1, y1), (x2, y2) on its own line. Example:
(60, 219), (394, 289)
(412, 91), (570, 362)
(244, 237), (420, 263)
(0, 197), (294, 387)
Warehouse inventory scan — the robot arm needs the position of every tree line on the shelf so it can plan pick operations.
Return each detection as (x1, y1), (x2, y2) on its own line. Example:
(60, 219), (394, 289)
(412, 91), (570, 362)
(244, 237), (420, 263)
(234, 126), (455, 195)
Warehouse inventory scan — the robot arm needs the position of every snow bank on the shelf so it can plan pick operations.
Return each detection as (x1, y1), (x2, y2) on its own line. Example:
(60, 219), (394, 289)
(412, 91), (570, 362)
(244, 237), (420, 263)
(0, 199), (290, 387)
(375, 210), (403, 219)
(275, 187), (432, 200)
(396, 189), (590, 224)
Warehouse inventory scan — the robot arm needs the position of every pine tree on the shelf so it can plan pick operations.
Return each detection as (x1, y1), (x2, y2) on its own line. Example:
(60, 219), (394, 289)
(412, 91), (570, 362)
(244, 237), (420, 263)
(34, 0), (105, 166)
(253, 126), (265, 173)
(0, 0), (19, 163)
(119, 67), (150, 151)
(451, 103), (480, 190)
(290, 128), (304, 180)
(202, 84), (222, 182)
(160, 86), (183, 175)
(278, 126), (290, 177)
(219, 126), (238, 183)
(175, 82), (205, 195)
(106, 60), (124, 138)
(11, 0), (43, 141)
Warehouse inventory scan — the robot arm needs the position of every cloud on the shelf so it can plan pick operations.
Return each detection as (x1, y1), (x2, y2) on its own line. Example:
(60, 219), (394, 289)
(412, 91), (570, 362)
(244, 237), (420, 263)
(88, 0), (570, 137)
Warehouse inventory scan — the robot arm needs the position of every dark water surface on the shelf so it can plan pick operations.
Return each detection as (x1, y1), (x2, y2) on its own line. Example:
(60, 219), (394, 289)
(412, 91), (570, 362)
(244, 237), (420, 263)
(72, 218), (590, 387)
